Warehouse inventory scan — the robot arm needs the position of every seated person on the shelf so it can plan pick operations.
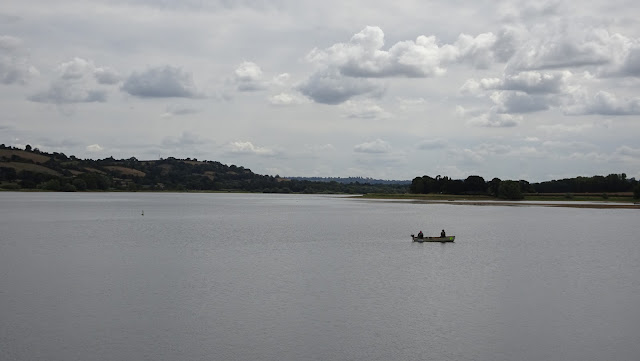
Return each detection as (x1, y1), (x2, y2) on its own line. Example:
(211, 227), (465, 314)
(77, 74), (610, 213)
(417, 231), (423, 239)
(440, 229), (446, 237)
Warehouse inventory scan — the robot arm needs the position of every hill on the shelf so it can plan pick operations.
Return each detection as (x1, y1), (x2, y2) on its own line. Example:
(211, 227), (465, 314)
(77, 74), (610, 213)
(287, 176), (411, 185)
(0, 146), (409, 194)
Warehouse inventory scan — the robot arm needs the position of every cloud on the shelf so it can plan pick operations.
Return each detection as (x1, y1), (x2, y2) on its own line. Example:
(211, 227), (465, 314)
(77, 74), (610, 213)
(233, 61), (266, 91)
(565, 90), (640, 115)
(122, 66), (200, 98)
(538, 123), (594, 133)
(507, 22), (630, 71)
(161, 132), (209, 147)
(466, 111), (521, 127)
(490, 91), (552, 113)
(298, 68), (384, 104)
(94, 67), (121, 84)
(417, 139), (446, 150)
(161, 104), (201, 117)
(304, 143), (336, 153)
(0, 35), (38, 84)
(462, 71), (570, 95)
(397, 97), (426, 111)
(599, 43), (640, 77)
(457, 105), (521, 127)
(307, 26), (497, 79)
(449, 148), (485, 164)
(58, 57), (93, 80)
(615, 145), (640, 160)
(226, 141), (277, 156)
(448, 32), (499, 69)
(86, 144), (104, 152)
(28, 57), (118, 104)
(29, 81), (107, 104)
(353, 138), (391, 153)
(340, 100), (391, 119)
(268, 92), (307, 106)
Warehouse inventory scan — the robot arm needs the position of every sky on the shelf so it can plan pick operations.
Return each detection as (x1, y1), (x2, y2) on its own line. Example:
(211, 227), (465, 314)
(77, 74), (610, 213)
(1, 0), (640, 182)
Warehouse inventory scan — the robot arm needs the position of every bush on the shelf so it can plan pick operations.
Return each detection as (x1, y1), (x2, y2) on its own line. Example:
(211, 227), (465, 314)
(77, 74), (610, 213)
(40, 179), (61, 191)
(62, 183), (77, 192)
(72, 178), (87, 191)
(498, 180), (523, 200)
(634, 184), (640, 199)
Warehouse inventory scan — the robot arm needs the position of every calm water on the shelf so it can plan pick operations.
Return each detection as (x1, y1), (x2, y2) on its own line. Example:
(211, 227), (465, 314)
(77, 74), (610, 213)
(1, 192), (639, 361)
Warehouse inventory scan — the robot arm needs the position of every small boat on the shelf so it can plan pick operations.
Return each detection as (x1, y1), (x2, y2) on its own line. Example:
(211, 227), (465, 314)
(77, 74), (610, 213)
(411, 234), (455, 243)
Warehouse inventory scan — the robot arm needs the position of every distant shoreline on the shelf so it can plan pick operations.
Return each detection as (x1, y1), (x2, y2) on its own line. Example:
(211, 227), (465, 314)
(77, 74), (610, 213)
(354, 195), (640, 209)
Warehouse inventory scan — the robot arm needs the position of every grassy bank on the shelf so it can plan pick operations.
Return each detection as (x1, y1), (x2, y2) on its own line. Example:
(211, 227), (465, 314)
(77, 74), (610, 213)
(360, 192), (637, 203)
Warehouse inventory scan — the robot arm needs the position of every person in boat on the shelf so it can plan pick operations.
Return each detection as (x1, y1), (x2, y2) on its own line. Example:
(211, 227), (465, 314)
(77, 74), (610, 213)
(417, 231), (423, 239)
(441, 229), (446, 237)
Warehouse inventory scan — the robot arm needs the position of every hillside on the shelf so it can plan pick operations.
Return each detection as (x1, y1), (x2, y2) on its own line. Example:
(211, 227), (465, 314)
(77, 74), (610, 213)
(0, 146), (409, 194)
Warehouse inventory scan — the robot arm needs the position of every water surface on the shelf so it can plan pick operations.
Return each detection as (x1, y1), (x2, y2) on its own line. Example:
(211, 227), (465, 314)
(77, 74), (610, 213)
(1, 192), (638, 361)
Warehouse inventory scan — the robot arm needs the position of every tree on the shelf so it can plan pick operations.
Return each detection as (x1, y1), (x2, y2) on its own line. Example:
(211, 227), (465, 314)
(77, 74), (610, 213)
(72, 178), (87, 191)
(0, 167), (17, 181)
(464, 175), (486, 194)
(410, 177), (425, 194)
(488, 177), (501, 196)
(498, 180), (523, 200)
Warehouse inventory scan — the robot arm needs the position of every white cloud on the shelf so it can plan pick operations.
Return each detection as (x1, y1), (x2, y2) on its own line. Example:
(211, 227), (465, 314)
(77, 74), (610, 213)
(457, 105), (521, 127)
(306, 26), (506, 80)
(86, 144), (104, 152)
(233, 61), (266, 91)
(227, 141), (277, 156)
(340, 100), (391, 119)
(466, 111), (521, 127)
(122, 66), (200, 98)
(58, 57), (93, 80)
(268, 92), (307, 106)
(462, 71), (570, 94)
(271, 73), (290, 86)
(353, 138), (391, 153)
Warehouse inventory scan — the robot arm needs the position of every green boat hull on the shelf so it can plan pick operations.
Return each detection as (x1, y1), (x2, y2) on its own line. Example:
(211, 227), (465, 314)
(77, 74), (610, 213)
(411, 235), (455, 243)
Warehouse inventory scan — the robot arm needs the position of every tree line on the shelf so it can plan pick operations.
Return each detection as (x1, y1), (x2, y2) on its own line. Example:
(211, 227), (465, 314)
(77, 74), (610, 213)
(2, 144), (639, 198)
(0, 145), (407, 194)
(410, 174), (640, 200)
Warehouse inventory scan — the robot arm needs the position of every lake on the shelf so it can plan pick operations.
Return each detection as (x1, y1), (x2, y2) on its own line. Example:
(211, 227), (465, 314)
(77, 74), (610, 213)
(1, 192), (639, 361)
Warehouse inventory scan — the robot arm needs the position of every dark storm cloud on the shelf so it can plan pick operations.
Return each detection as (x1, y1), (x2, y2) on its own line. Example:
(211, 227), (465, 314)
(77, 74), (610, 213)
(298, 68), (384, 105)
(122, 66), (200, 98)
